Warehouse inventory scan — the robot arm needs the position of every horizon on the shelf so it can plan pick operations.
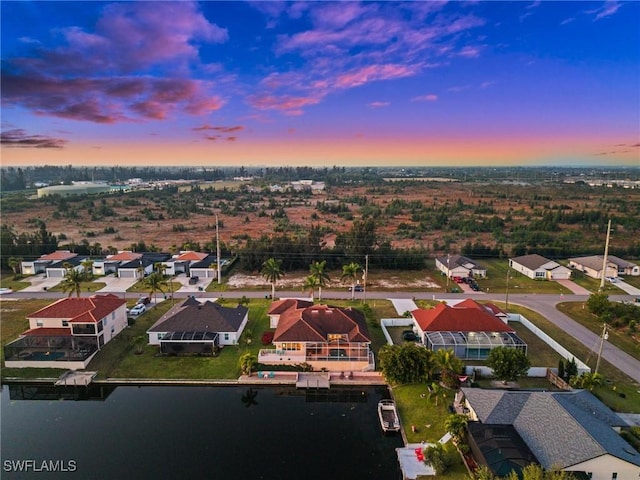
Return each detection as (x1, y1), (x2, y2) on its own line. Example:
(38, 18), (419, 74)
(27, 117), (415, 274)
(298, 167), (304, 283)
(1, 1), (639, 168)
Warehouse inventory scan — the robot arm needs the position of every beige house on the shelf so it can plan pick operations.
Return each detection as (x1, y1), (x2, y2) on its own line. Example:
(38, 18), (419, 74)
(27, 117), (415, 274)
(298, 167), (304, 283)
(569, 255), (640, 279)
(509, 254), (572, 280)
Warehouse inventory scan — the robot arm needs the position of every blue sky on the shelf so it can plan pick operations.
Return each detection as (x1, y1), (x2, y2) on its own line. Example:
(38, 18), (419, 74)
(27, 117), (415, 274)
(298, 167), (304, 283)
(1, 1), (638, 167)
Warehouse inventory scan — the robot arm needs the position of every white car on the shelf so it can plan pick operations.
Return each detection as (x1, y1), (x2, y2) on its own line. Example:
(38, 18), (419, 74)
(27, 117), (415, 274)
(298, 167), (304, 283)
(128, 304), (146, 316)
(0, 287), (13, 295)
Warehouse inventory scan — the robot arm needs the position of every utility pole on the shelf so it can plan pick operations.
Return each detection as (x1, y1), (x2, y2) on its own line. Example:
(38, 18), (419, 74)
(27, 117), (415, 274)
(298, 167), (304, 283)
(363, 254), (369, 304)
(505, 269), (511, 314)
(446, 254), (450, 291)
(595, 323), (609, 375)
(216, 215), (221, 285)
(599, 219), (612, 291)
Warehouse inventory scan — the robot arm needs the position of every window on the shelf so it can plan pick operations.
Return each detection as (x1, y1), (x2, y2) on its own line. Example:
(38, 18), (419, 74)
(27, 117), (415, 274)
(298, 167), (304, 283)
(36, 321), (44, 327)
(282, 343), (300, 351)
(224, 333), (229, 341)
(535, 271), (546, 278)
(62, 320), (69, 327)
(612, 473), (617, 480)
(103, 316), (108, 326)
(586, 473), (592, 479)
(111, 312), (115, 320)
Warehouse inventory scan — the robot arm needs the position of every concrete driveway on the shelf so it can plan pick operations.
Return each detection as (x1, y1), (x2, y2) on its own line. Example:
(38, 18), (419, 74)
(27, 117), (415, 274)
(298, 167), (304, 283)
(389, 299), (418, 316)
(21, 274), (63, 292)
(173, 274), (216, 294)
(96, 276), (138, 293)
(554, 279), (591, 295)
(612, 279), (640, 296)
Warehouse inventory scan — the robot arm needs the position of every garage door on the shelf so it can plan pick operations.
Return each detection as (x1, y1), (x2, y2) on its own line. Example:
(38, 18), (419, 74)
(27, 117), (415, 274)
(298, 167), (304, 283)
(119, 270), (136, 278)
(47, 269), (65, 278)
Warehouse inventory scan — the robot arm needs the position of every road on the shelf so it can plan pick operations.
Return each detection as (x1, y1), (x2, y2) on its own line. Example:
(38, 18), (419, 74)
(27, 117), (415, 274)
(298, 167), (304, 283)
(4, 289), (639, 383)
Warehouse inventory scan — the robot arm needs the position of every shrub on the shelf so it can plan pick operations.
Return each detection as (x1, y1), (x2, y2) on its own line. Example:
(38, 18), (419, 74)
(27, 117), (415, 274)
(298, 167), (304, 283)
(261, 331), (274, 345)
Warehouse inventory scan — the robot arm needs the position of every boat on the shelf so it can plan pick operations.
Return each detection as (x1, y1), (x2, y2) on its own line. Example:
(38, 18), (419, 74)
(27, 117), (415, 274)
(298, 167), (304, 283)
(378, 399), (400, 433)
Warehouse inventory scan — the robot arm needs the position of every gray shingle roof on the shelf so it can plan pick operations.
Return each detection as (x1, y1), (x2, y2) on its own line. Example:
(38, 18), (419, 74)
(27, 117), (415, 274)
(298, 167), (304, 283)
(148, 297), (248, 334)
(510, 254), (553, 270)
(462, 388), (640, 469)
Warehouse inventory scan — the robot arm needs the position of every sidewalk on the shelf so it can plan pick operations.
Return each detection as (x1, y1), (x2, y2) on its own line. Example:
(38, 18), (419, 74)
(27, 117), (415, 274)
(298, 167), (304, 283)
(389, 299), (418, 316)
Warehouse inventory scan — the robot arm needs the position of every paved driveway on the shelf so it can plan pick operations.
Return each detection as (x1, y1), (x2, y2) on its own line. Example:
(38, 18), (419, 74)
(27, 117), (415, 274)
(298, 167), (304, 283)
(613, 279), (640, 296)
(21, 274), (62, 292)
(96, 276), (138, 293)
(389, 299), (418, 316)
(554, 279), (591, 295)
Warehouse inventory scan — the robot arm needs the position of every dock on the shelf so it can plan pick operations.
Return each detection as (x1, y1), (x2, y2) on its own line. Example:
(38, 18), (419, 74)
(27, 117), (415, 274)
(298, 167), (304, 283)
(54, 371), (97, 387)
(296, 372), (330, 389)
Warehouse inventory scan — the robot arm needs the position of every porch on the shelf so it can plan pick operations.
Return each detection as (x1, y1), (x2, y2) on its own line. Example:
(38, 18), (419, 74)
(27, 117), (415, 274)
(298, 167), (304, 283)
(4, 332), (99, 368)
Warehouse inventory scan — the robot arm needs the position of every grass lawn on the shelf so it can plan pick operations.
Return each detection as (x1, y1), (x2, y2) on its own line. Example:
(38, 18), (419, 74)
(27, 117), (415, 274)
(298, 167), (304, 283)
(566, 268), (619, 294)
(126, 280), (181, 296)
(0, 274), (31, 292)
(509, 322), (564, 367)
(478, 259), (572, 295)
(557, 301), (640, 361)
(47, 280), (106, 293)
(505, 303), (640, 413)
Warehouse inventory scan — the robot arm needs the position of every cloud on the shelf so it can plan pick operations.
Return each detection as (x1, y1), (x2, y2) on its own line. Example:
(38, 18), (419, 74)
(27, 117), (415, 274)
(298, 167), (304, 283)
(1, 129), (67, 148)
(412, 94), (438, 102)
(193, 124), (244, 133)
(249, 2), (485, 115)
(1, 2), (227, 123)
(367, 101), (390, 108)
(560, 17), (576, 25)
(586, 1), (622, 20)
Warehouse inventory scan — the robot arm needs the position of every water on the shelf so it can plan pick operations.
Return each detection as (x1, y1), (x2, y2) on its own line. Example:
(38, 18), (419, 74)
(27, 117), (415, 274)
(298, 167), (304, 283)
(1, 384), (403, 479)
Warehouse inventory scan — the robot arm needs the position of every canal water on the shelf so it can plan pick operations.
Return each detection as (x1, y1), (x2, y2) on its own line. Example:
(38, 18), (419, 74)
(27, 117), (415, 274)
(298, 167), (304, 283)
(1, 384), (403, 479)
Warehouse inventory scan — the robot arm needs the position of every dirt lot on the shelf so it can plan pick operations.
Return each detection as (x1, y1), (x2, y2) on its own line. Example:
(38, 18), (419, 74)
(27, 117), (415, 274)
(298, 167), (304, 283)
(2, 181), (637, 255)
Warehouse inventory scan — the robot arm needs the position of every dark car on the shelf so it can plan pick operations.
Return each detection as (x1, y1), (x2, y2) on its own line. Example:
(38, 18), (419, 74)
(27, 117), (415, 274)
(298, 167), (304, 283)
(189, 276), (199, 285)
(402, 330), (418, 341)
(136, 297), (151, 305)
(348, 284), (364, 292)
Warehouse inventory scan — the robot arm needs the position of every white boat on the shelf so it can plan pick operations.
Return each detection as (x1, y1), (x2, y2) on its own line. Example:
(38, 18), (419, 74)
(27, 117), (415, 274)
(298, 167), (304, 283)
(378, 399), (400, 433)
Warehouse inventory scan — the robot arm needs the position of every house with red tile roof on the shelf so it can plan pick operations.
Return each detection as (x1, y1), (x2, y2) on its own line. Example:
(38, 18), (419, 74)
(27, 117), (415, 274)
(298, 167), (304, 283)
(20, 250), (78, 275)
(412, 300), (526, 360)
(4, 294), (127, 370)
(259, 302), (374, 372)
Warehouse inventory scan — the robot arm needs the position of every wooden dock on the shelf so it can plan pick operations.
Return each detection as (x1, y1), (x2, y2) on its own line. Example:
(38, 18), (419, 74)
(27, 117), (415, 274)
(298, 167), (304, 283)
(55, 371), (97, 387)
(296, 372), (330, 389)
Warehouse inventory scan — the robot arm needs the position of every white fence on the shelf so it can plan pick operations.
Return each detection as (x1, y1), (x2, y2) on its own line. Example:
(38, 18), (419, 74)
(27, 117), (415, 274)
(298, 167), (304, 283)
(380, 318), (415, 345)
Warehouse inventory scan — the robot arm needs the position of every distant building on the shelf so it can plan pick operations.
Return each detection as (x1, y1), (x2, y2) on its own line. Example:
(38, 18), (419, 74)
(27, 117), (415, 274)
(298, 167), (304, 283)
(435, 254), (487, 278)
(569, 255), (639, 278)
(509, 254), (571, 280)
(36, 182), (112, 198)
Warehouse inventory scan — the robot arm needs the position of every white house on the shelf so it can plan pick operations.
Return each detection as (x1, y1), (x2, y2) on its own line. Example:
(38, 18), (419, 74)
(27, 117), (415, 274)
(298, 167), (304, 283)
(20, 250), (77, 275)
(147, 298), (248, 354)
(435, 254), (487, 278)
(509, 254), (571, 280)
(3, 294), (128, 370)
(569, 255), (639, 279)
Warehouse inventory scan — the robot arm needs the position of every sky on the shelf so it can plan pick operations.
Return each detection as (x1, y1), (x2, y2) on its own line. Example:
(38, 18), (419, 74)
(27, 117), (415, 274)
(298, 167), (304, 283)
(1, 1), (639, 168)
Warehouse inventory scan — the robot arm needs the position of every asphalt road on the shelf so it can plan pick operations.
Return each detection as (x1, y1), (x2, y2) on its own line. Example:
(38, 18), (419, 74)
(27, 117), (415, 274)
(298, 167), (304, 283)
(4, 289), (639, 383)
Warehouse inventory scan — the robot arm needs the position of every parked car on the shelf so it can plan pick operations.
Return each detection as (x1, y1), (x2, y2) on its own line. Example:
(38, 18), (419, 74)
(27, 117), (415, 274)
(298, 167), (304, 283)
(453, 276), (464, 284)
(128, 304), (146, 317)
(136, 297), (151, 305)
(189, 276), (199, 285)
(0, 288), (13, 295)
(348, 284), (364, 292)
(402, 330), (418, 341)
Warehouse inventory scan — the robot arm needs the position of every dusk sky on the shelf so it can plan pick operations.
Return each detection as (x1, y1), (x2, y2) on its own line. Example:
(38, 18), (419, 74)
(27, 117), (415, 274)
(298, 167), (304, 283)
(1, 1), (638, 168)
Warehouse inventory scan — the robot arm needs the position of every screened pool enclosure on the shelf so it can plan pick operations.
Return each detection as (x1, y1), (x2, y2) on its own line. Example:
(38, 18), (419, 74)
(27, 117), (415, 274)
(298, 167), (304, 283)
(424, 331), (527, 360)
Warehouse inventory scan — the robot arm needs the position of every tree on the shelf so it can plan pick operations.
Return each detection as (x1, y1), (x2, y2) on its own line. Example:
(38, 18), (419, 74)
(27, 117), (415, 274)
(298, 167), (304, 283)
(239, 352), (256, 376)
(428, 382), (446, 406)
(81, 259), (94, 281)
(472, 465), (497, 480)
(341, 261), (362, 300)
(261, 257), (284, 300)
(8, 256), (22, 278)
(131, 335), (146, 355)
(587, 292), (610, 317)
(486, 347), (531, 383)
(302, 275), (319, 301)
(422, 443), (449, 475)
(557, 359), (565, 381)
(444, 414), (468, 445)
(433, 348), (464, 388)
(570, 372), (604, 391)
(143, 272), (168, 304)
(61, 268), (85, 298)
(378, 343), (433, 385)
(309, 260), (330, 301)
(564, 357), (578, 382)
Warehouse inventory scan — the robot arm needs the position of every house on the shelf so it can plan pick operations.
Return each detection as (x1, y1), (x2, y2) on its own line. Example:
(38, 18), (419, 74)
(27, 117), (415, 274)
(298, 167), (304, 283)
(569, 255), (640, 279)
(147, 297), (248, 354)
(460, 388), (640, 480)
(435, 255), (487, 279)
(267, 299), (314, 328)
(163, 251), (209, 276)
(44, 255), (87, 279)
(258, 301), (374, 371)
(188, 254), (220, 279)
(21, 250), (78, 275)
(411, 299), (526, 360)
(3, 294), (127, 370)
(115, 252), (170, 279)
(509, 254), (572, 280)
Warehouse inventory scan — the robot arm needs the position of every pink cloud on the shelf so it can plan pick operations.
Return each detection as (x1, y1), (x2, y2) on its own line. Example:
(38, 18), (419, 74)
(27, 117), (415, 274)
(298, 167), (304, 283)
(412, 94), (438, 102)
(335, 64), (416, 89)
(247, 94), (321, 114)
(456, 45), (482, 58)
(367, 101), (390, 108)
(1, 129), (67, 149)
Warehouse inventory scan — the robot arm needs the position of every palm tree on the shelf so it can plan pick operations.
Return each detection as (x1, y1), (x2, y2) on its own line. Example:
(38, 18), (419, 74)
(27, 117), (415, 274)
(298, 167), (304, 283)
(309, 260), (330, 301)
(434, 348), (464, 388)
(81, 259), (94, 280)
(8, 256), (22, 279)
(154, 262), (167, 275)
(239, 352), (257, 376)
(444, 413), (468, 444)
(61, 268), (85, 297)
(131, 335), (146, 355)
(341, 261), (362, 300)
(571, 371), (604, 391)
(261, 257), (284, 300)
(303, 275), (319, 301)
(428, 381), (446, 406)
(143, 272), (168, 304)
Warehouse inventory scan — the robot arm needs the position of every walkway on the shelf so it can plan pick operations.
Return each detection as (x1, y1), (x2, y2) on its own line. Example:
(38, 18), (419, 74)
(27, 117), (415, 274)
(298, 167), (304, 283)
(554, 279), (591, 295)
(614, 280), (640, 296)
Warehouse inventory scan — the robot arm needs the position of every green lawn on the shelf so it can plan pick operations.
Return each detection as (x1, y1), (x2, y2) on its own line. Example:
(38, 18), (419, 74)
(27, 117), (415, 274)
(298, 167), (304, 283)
(505, 303), (640, 413)
(0, 274), (31, 292)
(557, 301), (640, 361)
(565, 268), (618, 294)
(478, 259), (572, 295)
(47, 280), (106, 293)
